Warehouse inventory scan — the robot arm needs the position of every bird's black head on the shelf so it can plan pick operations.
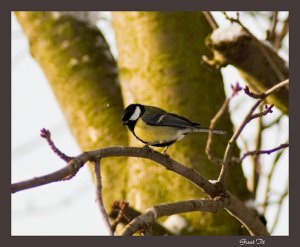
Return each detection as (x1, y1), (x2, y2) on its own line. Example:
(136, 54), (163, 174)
(122, 104), (145, 128)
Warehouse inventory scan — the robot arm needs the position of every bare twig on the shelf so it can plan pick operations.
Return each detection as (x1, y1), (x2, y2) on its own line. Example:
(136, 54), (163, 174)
(264, 79), (289, 95)
(93, 159), (114, 235)
(262, 148), (286, 214)
(267, 11), (278, 44)
(273, 16), (289, 50)
(252, 105), (263, 194)
(121, 198), (228, 236)
(240, 143), (289, 162)
(218, 100), (267, 183)
(205, 82), (242, 165)
(250, 104), (274, 120)
(203, 11), (219, 30)
(217, 79), (289, 184)
(40, 128), (73, 162)
(110, 201), (130, 232)
(270, 184), (288, 233)
(205, 97), (229, 165)
(244, 86), (266, 99)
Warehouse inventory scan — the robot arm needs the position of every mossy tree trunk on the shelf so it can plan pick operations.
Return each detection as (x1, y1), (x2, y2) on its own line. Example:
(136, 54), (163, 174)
(112, 12), (251, 235)
(16, 12), (129, 208)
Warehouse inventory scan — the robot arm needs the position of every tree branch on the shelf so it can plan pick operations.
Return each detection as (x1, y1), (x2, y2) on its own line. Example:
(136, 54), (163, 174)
(273, 16), (289, 50)
(11, 156), (87, 193)
(240, 143), (289, 162)
(11, 145), (270, 236)
(205, 82), (242, 165)
(266, 11), (278, 45)
(262, 147), (287, 214)
(93, 159), (114, 235)
(202, 11), (219, 30)
(11, 146), (217, 197)
(270, 184), (288, 233)
(109, 200), (173, 235)
(217, 79), (289, 184)
(121, 198), (228, 236)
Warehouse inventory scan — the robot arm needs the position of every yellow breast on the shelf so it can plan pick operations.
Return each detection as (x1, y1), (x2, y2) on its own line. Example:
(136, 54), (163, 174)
(134, 119), (183, 145)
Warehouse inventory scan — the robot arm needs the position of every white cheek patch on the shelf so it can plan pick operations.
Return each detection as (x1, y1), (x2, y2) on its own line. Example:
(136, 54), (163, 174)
(129, 106), (141, 121)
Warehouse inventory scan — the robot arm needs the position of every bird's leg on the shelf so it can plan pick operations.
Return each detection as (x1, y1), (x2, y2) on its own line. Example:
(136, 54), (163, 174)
(162, 146), (170, 154)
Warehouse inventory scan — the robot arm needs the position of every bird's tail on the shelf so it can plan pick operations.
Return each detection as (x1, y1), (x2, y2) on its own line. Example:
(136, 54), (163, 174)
(192, 126), (226, 135)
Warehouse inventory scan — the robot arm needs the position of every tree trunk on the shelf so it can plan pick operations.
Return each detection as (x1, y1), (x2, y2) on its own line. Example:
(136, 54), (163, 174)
(16, 12), (129, 208)
(112, 12), (251, 235)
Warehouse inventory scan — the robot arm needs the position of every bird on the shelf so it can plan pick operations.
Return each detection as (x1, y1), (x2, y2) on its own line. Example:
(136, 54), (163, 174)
(121, 104), (226, 153)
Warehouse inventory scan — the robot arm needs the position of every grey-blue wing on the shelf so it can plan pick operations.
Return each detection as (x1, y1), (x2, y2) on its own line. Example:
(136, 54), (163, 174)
(142, 112), (200, 128)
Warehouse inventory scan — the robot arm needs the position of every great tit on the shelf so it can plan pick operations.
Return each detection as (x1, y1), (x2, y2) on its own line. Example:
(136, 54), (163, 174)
(122, 104), (226, 153)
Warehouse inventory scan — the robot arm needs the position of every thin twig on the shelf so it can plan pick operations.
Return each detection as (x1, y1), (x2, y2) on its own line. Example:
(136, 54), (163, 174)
(93, 159), (114, 235)
(244, 86), (266, 99)
(252, 105), (263, 194)
(250, 104), (274, 120)
(264, 79), (289, 95)
(262, 148), (286, 214)
(217, 79), (289, 184)
(205, 82), (242, 165)
(205, 97), (229, 165)
(274, 16), (289, 50)
(240, 143), (289, 162)
(267, 11), (278, 44)
(218, 100), (267, 184)
(110, 201), (130, 232)
(121, 198), (228, 236)
(270, 184), (288, 233)
(203, 11), (219, 30)
(40, 128), (73, 162)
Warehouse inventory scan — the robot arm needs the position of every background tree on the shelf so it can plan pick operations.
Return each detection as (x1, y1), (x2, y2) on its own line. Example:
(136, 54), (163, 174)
(111, 11), (250, 235)
(12, 11), (289, 235)
(15, 12), (129, 209)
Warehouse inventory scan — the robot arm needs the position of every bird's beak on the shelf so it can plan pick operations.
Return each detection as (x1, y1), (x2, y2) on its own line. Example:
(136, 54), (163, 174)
(122, 121), (127, 126)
